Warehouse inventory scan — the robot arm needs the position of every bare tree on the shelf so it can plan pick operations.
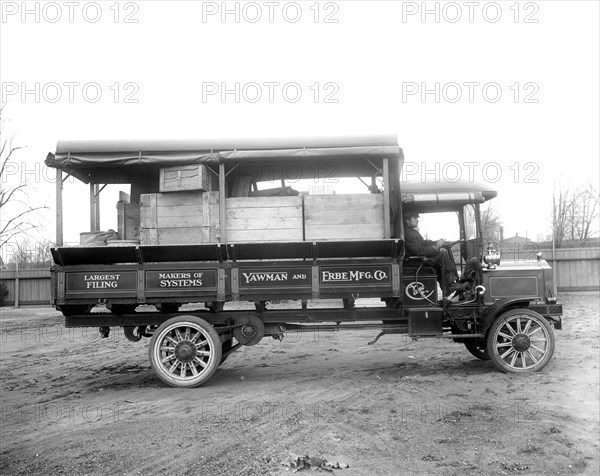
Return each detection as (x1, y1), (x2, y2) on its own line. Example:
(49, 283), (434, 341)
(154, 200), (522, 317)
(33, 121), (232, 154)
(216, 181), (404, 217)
(0, 107), (47, 261)
(575, 184), (599, 246)
(552, 185), (572, 248)
(480, 202), (503, 244)
(552, 183), (599, 247)
(5, 237), (53, 269)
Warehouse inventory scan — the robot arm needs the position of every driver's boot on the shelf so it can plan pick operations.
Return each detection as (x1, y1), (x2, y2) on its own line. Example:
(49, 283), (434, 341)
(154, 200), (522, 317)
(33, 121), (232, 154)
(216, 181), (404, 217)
(444, 270), (468, 295)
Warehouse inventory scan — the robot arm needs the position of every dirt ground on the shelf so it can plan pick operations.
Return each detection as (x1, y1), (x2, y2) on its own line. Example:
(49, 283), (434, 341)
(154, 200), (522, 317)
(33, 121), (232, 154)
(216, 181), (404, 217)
(1, 292), (598, 476)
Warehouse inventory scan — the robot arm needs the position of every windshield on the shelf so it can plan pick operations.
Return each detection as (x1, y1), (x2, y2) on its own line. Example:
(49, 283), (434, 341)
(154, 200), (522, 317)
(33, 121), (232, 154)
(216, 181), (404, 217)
(463, 204), (477, 240)
(416, 212), (460, 242)
(406, 206), (481, 264)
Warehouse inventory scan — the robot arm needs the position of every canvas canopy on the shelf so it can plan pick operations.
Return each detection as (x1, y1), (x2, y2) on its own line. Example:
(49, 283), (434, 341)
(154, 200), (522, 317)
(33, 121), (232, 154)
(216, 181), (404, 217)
(45, 135), (403, 184)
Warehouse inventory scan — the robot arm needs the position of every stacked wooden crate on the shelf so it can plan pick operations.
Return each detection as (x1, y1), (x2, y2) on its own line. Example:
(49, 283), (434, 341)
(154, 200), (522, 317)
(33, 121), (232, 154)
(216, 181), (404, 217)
(138, 164), (385, 245)
(304, 194), (384, 241)
(225, 197), (303, 243)
(117, 202), (141, 240)
(140, 191), (219, 245)
(140, 193), (304, 245)
(139, 165), (217, 245)
(159, 165), (211, 193)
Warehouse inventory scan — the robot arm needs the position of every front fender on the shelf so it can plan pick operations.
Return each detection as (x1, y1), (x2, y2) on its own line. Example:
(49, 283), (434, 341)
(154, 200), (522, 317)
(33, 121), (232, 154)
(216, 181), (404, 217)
(481, 298), (532, 332)
(481, 298), (563, 333)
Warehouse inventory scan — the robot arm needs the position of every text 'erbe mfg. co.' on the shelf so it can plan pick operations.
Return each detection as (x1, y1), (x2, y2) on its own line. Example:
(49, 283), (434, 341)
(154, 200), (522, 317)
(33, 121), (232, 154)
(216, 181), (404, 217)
(321, 270), (388, 282)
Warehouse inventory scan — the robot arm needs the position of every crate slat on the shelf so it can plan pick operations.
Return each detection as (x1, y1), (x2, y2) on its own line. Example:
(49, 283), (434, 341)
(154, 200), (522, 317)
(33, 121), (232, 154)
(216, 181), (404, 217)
(227, 217), (303, 231)
(305, 194), (383, 209)
(227, 229), (303, 243)
(158, 226), (217, 244)
(305, 208), (382, 225)
(226, 207), (300, 219)
(226, 197), (302, 209)
(305, 223), (385, 240)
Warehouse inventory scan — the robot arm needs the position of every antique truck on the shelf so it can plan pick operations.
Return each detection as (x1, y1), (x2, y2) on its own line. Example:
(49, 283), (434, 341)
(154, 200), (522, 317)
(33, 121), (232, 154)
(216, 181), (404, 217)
(45, 135), (562, 387)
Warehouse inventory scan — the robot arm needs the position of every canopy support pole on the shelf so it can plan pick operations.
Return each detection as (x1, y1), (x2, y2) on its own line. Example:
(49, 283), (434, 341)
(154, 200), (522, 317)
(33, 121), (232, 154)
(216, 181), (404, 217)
(90, 183), (100, 231)
(383, 158), (391, 239)
(89, 183), (94, 231)
(219, 163), (226, 243)
(95, 184), (101, 230)
(56, 168), (63, 246)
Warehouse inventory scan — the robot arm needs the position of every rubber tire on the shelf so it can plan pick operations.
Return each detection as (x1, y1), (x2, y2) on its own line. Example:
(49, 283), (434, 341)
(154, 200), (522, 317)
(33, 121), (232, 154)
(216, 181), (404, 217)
(149, 315), (222, 388)
(123, 326), (143, 342)
(486, 308), (555, 373)
(464, 341), (490, 361)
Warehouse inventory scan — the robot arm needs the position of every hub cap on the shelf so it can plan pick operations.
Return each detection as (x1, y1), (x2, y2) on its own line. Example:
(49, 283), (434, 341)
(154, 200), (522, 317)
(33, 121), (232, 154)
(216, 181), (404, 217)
(511, 334), (531, 352)
(174, 341), (197, 363)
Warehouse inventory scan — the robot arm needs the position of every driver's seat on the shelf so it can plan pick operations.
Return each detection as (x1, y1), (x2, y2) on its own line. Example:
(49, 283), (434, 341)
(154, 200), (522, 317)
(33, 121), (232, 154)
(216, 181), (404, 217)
(403, 256), (435, 267)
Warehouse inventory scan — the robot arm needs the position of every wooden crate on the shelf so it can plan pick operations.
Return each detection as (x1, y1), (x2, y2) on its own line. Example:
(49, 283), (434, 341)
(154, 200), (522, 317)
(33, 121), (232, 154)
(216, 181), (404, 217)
(226, 197), (303, 243)
(139, 193), (381, 245)
(140, 191), (219, 245)
(304, 194), (384, 241)
(117, 202), (140, 240)
(159, 165), (210, 193)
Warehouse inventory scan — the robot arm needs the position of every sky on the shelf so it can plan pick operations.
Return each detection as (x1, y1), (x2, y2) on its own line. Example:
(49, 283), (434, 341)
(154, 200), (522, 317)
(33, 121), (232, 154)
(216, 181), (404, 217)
(1, 0), (599, 249)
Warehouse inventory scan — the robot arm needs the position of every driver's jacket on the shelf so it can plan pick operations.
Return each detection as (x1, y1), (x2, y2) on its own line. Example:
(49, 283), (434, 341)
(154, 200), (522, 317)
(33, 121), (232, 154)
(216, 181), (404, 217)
(404, 226), (438, 258)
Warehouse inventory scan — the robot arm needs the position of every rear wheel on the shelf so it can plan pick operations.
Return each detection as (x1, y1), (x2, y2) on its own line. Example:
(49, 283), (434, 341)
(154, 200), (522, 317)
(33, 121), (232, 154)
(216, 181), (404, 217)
(220, 339), (233, 365)
(233, 316), (265, 346)
(149, 315), (222, 388)
(464, 341), (490, 360)
(486, 309), (555, 373)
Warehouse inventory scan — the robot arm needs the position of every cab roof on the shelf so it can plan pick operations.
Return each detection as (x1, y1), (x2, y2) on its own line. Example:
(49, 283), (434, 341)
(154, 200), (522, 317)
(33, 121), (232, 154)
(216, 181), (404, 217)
(401, 180), (497, 210)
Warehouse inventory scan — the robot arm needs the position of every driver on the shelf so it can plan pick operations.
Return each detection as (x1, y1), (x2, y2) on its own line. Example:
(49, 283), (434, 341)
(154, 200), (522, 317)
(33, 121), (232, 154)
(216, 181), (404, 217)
(403, 211), (467, 295)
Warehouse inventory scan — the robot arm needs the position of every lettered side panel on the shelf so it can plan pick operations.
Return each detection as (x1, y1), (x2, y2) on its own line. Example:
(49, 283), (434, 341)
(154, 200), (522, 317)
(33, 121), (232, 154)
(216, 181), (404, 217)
(144, 267), (219, 299)
(236, 264), (312, 300)
(235, 261), (396, 300)
(318, 264), (393, 296)
(65, 269), (138, 298)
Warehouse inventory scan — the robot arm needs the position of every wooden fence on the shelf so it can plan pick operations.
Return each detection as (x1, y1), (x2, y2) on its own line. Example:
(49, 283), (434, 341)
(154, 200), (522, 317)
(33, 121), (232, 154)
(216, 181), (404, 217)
(500, 246), (600, 292)
(0, 247), (598, 307)
(0, 268), (52, 307)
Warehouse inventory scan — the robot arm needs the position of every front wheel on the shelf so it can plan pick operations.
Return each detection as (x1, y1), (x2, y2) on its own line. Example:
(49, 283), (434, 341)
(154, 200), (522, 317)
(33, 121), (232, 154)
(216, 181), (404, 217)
(149, 315), (222, 388)
(486, 309), (555, 373)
